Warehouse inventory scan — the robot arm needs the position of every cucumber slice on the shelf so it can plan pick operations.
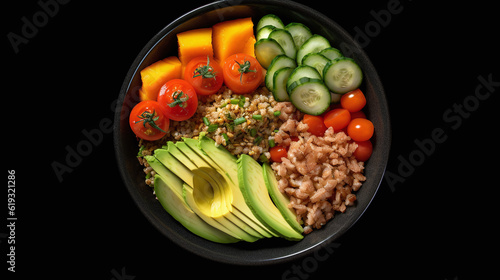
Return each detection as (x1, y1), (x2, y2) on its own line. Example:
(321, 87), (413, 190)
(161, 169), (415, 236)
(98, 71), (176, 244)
(256, 14), (285, 31)
(256, 25), (276, 41)
(285, 22), (312, 49)
(265, 55), (297, 91)
(289, 78), (331, 115)
(301, 53), (330, 77)
(268, 29), (297, 59)
(296, 34), (331, 65)
(286, 65), (321, 93)
(319, 47), (343, 61)
(254, 38), (285, 69)
(272, 67), (294, 102)
(323, 57), (363, 94)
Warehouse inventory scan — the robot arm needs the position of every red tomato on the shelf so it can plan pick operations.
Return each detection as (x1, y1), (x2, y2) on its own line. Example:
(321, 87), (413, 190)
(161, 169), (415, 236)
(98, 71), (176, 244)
(323, 108), (351, 132)
(223, 53), (263, 94)
(347, 118), (374, 141)
(303, 114), (327, 136)
(184, 56), (224, 95)
(340, 89), (366, 113)
(157, 79), (198, 121)
(270, 146), (288, 163)
(350, 110), (367, 120)
(353, 140), (373, 161)
(129, 100), (169, 141)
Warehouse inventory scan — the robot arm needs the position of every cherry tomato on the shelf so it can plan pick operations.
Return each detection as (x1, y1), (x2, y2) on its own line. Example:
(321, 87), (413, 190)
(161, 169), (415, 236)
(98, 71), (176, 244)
(184, 56), (224, 95)
(129, 100), (169, 141)
(223, 53), (263, 94)
(302, 114), (327, 136)
(340, 89), (366, 113)
(270, 145), (288, 163)
(323, 108), (351, 132)
(350, 110), (367, 120)
(353, 140), (373, 161)
(157, 79), (198, 121)
(347, 118), (374, 141)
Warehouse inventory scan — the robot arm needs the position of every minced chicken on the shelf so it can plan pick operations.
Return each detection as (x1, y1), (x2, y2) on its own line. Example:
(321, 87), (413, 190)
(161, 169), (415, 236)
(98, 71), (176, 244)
(271, 118), (366, 234)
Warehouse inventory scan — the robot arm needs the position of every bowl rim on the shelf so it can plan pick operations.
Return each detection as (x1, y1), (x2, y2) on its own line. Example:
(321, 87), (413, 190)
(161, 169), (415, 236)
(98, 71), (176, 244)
(114, 0), (391, 265)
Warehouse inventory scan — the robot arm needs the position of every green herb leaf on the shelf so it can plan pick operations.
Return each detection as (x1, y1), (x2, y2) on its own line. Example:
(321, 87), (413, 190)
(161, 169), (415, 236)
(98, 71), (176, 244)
(249, 128), (257, 137)
(238, 97), (245, 107)
(193, 56), (217, 79)
(254, 136), (263, 145)
(168, 91), (189, 108)
(222, 133), (229, 144)
(269, 139), (275, 148)
(233, 117), (246, 126)
(202, 117), (210, 126)
(137, 110), (167, 133)
(207, 124), (218, 132)
(235, 59), (257, 84)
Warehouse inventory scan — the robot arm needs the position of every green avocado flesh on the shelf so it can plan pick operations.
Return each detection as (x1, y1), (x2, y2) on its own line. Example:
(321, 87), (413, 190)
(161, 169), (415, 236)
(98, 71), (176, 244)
(145, 136), (303, 243)
(237, 154), (303, 241)
(263, 163), (303, 234)
(152, 173), (238, 244)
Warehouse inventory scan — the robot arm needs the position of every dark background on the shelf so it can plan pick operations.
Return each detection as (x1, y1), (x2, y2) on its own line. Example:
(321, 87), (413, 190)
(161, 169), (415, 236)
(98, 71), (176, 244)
(4, 0), (497, 279)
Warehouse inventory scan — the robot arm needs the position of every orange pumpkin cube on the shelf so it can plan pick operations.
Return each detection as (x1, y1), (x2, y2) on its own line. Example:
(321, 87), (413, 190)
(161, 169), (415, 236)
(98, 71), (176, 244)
(139, 56), (182, 101)
(212, 17), (255, 65)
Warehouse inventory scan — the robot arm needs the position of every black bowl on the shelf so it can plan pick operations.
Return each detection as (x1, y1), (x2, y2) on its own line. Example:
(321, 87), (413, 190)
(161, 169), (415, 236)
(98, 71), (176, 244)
(114, 0), (390, 265)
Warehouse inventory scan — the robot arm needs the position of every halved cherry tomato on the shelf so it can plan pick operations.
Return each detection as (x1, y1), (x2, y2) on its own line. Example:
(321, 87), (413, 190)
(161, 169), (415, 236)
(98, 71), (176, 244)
(223, 53), (263, 94)
(184, 56), (224, 95)
(340, 89), (366, 113)
(323, 108), (351, 132)
(157, 79), (198, 121)
(347, 118), (374, 141)
(270, 145), (288, 163)
(303, 114), (327, 136)
(129, 100), (169, 141)
(353, 140), (373, 161)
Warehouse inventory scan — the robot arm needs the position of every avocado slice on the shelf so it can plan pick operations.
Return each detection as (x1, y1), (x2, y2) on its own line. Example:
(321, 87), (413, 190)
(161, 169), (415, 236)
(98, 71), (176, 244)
(168, 141), (232, 216)
(174, 141), (233, 207)
(237, 154), (304, 241)
(156, 142), (261, 242)
(174, 140), (265, 239)
(156, 143), (229, 217)
(263, 163), (304, 234)
(145, 155), (183, 198)
(154, 148), (194, 187)
(153, 174), (239, 244)
(182, 183), (259, 242)
(189, 136), (276, 238)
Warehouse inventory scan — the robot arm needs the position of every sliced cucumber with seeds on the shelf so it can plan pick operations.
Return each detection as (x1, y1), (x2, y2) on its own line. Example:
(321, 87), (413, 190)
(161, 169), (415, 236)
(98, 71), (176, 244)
(268, 29), (297, 59)
(286, 65), (321, 93)
(301, 53), (330, 77)
(254, 38), (285, 69)
(256, 25), (276, 41)
(319, 47), (343, 61)
(289, 78), (331, 115)
(285, 22), (312, 49)
(273, 67), (294, 102)
(256, 14), (285, 31)
(296, 35), (331, 65)
(265, 54), (297, 91)
(323, 57), (363, 94)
